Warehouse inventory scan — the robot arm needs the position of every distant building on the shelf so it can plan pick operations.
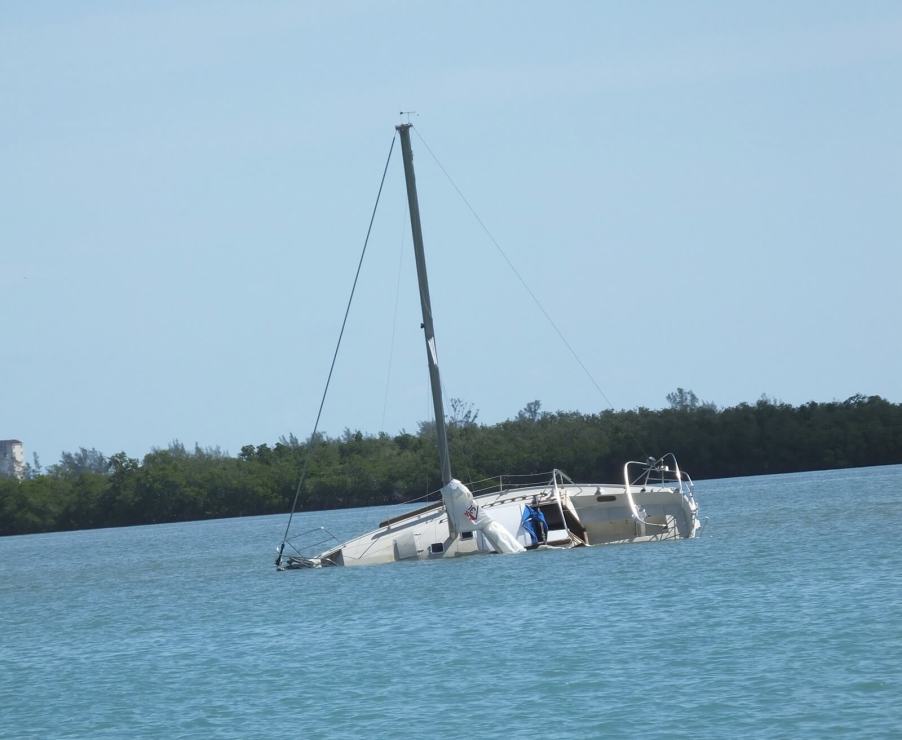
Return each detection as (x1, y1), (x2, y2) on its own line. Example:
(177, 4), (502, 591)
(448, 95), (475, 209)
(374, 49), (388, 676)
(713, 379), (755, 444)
(0, 439), (25, 480)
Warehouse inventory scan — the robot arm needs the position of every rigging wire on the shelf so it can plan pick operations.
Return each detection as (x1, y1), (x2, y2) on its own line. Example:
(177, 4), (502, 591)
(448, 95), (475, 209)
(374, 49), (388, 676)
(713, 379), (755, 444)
(411, 126), (616, 411)
(380, 175), (408, 432)
(276, 133), (396, 566)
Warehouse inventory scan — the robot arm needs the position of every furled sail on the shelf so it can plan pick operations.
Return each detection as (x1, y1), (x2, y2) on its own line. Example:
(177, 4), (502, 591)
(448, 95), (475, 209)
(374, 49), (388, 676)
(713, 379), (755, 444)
(442, 479), (526, 554)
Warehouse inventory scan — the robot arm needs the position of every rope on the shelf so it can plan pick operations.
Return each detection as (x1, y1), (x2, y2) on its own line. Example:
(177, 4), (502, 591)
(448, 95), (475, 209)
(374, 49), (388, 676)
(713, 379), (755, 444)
(276, 133), (396, 566)
(411, 126), (615, 411)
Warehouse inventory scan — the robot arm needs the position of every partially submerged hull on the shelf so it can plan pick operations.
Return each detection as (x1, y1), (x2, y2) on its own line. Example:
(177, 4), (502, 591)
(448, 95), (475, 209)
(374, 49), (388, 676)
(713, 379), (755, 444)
(280, 457), (700, 568)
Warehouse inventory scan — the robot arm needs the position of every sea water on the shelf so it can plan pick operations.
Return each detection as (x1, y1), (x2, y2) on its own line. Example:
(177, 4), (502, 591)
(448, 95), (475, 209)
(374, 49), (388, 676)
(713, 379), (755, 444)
(1, 465), (901, 739)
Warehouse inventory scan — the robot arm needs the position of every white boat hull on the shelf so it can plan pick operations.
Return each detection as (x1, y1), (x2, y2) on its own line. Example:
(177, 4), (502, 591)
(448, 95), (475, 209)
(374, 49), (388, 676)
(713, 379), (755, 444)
(283, 468), (700, 568)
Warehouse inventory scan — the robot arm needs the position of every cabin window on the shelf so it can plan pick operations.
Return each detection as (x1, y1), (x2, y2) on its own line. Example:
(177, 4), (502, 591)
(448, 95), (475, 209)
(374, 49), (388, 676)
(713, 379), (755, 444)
(429, 542), (444, 554)
(539, 504), (566, 530)
(596, 495), (616, 502)
(460, 531), (474, 540)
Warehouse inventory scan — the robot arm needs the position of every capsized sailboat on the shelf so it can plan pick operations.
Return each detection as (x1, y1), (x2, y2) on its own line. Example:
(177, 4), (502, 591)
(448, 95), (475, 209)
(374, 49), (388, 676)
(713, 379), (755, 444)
(276, 123), (700, 569)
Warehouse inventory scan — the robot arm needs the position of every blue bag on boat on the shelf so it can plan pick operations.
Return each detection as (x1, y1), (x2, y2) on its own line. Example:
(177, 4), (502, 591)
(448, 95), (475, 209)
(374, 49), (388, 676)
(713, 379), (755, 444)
(520, 505), (548, 546)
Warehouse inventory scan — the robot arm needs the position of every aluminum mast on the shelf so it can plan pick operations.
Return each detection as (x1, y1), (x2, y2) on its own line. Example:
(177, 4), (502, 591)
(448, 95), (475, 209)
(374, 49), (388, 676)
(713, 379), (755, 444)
(396, 123), (452, 486)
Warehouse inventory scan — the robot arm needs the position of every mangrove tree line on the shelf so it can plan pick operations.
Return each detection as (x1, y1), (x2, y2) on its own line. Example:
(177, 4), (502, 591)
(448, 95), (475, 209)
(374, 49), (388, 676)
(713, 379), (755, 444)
(1, 392), (900, 536)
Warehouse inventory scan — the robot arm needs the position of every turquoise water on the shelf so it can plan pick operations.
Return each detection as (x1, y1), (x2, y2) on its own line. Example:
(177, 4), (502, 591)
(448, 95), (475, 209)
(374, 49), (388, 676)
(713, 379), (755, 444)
(2, 465), (901, 738)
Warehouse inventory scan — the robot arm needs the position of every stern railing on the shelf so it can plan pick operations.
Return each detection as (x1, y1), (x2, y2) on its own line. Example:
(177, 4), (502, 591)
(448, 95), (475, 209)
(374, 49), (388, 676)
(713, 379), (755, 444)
(623, 453), (694, 531)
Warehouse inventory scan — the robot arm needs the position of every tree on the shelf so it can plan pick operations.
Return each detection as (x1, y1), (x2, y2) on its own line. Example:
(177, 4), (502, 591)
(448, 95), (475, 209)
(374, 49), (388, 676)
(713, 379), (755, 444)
(517, 400), (544, 422)
(666, 388), (716, 411)
(49, 448), (109, 477)
(4, 394), (902, 536)
(448, 398), (479, 428)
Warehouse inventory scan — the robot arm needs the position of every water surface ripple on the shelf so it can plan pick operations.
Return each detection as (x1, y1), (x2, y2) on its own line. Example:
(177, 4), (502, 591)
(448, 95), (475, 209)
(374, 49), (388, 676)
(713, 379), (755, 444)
(2, 466), (901, 738)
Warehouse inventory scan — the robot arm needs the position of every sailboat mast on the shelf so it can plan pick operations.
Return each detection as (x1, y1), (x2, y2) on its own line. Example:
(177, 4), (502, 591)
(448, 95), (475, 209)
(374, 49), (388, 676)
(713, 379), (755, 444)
(396, 123), (452, 486)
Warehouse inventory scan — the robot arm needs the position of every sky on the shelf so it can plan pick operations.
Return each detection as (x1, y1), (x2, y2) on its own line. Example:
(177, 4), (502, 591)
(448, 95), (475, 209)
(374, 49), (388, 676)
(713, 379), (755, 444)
(2, 1), (901, 466)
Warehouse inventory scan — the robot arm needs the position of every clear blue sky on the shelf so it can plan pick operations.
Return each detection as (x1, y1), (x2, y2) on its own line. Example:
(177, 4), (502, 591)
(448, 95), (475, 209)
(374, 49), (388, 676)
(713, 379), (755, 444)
(3, 2), (901, 466)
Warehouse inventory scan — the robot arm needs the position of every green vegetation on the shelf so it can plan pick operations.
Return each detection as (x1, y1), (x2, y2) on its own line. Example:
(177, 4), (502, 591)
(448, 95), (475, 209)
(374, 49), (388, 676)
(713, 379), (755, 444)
(2, 392), (900, 536)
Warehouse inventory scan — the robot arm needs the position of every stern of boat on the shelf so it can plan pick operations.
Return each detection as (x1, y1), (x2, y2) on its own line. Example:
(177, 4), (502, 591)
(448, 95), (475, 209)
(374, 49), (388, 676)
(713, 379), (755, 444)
(568, 454), (700, 545)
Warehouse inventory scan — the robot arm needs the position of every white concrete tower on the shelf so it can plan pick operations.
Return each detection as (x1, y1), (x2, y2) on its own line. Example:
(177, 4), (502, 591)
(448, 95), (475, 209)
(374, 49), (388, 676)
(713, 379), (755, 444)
(0, 439), (25, 480)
